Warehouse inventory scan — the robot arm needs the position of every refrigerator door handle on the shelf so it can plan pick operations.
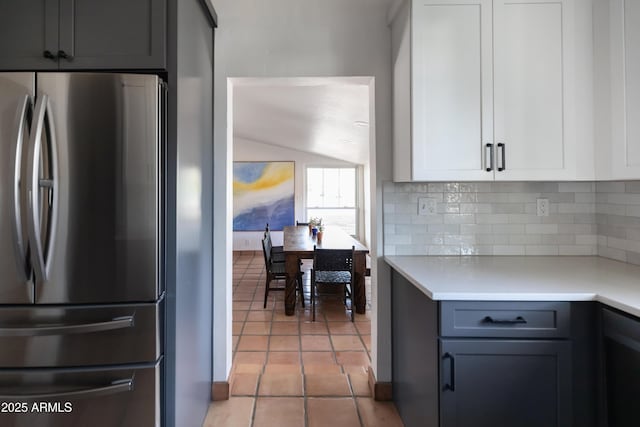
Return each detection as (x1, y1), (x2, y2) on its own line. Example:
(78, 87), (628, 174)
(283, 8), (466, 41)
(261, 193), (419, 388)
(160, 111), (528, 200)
(26, 94), (59, 284)
(0, 315), (134, 337)
(0, 378), (134, 400)
(11, 94), (32, 282)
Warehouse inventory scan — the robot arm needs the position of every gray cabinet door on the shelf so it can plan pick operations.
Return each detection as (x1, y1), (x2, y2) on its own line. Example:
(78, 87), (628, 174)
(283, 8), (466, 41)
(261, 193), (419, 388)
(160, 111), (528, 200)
(440, 340), (571, 427)
(58, 0), (166, 70)
(0, 0), (59, 70)
(602, 308), (640, 426)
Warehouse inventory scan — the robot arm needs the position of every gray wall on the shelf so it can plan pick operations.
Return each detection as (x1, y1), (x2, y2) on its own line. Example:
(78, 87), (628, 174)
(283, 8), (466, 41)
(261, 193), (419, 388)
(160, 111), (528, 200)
(165, 0), (214, 425)
(383, 180), (640, 266)
(212, 0), (394, 383)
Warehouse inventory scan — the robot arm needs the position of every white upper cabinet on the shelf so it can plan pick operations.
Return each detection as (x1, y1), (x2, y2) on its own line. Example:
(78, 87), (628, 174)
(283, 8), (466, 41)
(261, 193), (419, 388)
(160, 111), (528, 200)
(392, 0), (594, 181)
(606, 0), (640, 178)
(493, 0), (576, 180)
(411, 0), (493, 181)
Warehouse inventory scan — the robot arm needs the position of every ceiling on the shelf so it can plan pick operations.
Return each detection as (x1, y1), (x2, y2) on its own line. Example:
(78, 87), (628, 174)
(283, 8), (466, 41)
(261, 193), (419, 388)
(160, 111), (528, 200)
(232, 77), (372, 165)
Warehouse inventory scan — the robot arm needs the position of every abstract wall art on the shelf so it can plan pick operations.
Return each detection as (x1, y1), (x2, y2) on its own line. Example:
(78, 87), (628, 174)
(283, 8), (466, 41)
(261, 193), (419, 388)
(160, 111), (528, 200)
(233, 161), (295, 231)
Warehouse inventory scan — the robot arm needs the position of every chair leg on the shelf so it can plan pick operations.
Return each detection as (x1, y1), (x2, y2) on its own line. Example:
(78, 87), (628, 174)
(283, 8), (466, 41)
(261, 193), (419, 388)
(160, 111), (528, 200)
(311, 282), (315, 322)
(347, 284), (354, 322)
(263, 274), (270, 309)
(298, 273), (305, 308)
(349, 293), (354, 322)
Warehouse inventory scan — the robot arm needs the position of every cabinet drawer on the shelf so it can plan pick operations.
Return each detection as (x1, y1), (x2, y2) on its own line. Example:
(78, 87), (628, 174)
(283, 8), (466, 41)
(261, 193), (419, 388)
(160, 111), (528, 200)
(0, 301), (163, 368)
(0, 359), (161, 427)
(440, 301), (570, 338)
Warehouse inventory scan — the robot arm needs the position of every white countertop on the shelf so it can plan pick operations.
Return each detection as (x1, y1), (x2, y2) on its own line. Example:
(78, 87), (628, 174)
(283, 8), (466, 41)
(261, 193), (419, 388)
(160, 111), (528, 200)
(385, 256), (640, 318)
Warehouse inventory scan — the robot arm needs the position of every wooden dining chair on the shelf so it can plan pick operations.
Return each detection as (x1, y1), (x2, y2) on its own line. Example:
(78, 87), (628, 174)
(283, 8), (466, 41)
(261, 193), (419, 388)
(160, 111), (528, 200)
(265, 223), (284, 254)
(310, 245), (355, 321)
(261, 237), (305, 308)
(264, 230), (285, 263)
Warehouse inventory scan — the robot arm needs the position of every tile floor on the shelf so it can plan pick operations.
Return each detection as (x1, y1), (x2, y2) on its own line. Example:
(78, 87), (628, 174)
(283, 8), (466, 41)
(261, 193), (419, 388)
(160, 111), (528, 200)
(203, 251), (404, 427)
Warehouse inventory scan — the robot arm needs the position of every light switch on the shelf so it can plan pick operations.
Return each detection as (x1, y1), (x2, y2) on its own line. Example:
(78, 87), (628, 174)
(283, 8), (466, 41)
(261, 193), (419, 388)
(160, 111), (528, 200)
(418, 197), (437, 215)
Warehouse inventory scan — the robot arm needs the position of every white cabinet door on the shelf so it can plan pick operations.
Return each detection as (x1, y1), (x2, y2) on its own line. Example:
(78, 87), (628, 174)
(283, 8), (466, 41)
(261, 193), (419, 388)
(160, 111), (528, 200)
(493, 0), (576, 180)
(411, 0), (494, 181)
(610, 0), (640, 178)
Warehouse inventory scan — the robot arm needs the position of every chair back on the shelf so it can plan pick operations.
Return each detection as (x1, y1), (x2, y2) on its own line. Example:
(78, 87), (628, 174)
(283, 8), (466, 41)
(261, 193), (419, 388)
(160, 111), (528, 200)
(296, 220), (310, 226)
(261, 237), (272, 268)
(313, 246), (355, 273)
(264, 232), (275, 256)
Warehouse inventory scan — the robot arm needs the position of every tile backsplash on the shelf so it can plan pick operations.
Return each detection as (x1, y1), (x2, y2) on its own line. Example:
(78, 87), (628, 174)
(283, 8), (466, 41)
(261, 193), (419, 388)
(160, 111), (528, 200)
(596, 182), (640, 265)
(383, 181), (640, 265)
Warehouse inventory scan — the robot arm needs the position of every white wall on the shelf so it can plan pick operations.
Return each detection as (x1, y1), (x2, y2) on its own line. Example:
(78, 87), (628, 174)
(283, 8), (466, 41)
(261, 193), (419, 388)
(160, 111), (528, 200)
(233, 136), (356, 251)
(213, 0), (393, 384)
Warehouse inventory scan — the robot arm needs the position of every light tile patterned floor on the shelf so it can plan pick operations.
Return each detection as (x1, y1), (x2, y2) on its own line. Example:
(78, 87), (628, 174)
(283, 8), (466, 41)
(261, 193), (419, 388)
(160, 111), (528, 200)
(203, 251), (404, 427)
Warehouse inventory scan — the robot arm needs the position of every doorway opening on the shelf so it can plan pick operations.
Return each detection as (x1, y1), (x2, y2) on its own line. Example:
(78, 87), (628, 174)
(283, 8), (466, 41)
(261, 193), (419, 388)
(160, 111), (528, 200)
(219, 76), (378, 396)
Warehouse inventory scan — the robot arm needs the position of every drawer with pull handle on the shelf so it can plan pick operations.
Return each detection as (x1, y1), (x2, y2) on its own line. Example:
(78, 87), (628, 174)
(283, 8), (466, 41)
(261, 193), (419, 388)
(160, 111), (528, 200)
(0, 359), (161, 427)
(0, 300), (163, 368)
(440, 301), (570, 338)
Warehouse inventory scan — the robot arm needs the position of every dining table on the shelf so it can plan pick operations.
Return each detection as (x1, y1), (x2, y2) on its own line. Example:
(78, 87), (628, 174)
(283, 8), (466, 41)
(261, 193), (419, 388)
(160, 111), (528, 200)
(283, 225), (369, 316)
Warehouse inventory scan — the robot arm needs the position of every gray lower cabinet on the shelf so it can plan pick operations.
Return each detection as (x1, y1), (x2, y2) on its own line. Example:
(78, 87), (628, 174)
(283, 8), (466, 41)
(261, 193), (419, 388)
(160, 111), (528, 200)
(601, 307), (640, 426)
(392, 270), (439, 427)
(391, 270), (595, 427)
(439, 339), (571, 427)
(0, 0), (166, 71)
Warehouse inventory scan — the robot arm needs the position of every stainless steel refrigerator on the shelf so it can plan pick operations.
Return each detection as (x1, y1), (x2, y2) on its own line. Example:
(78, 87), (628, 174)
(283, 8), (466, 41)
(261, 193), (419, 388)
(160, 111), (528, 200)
(0, 73), (164, 426)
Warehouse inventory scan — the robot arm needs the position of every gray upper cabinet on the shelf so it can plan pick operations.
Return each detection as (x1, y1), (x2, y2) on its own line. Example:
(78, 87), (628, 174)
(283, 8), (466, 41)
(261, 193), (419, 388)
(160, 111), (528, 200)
(0, 1), (59, 70)
(58, 0), (166, 70)
(0, 0), (166, 71)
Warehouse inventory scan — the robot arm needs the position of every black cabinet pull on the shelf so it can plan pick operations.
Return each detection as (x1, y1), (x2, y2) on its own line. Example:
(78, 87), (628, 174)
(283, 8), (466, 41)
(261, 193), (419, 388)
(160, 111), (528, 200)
(483, 315), (527, 325)
(57, 50), (73, 60)
(43, 50), (56, 60)
(485, 143), (494, 172)
(497, 142), (506, 171)
(443, 352), (455, 391)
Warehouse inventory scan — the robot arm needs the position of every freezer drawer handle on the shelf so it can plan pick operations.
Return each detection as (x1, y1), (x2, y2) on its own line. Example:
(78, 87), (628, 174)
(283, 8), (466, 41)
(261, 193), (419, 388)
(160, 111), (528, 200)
(0, 378), (133, 400)
(0, 315), (134, 337)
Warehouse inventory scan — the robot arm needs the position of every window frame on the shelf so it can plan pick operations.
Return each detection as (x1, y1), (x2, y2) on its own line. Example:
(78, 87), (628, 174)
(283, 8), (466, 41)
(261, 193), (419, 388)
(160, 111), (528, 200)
(304, 165), (361, 237)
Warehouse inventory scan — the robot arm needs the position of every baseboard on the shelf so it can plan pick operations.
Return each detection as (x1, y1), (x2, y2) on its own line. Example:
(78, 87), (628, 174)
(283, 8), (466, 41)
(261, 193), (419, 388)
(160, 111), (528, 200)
(211, 381), (230, 401)
(367, 366), (393, 401)
(233, 250), (260, 256)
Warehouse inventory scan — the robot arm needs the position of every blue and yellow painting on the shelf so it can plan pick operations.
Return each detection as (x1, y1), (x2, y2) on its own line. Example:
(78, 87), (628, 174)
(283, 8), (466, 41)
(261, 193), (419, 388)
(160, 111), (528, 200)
(233, 161), (295, 231)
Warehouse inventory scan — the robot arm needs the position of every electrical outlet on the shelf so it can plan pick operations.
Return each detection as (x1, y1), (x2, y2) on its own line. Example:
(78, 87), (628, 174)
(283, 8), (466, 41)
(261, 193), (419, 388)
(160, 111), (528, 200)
(418, 197), (437, 215)
(537, 198), (549, 217)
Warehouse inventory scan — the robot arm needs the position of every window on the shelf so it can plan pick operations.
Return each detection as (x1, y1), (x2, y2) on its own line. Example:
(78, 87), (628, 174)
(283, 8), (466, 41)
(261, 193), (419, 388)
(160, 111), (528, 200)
(306, 167), (357, 235)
